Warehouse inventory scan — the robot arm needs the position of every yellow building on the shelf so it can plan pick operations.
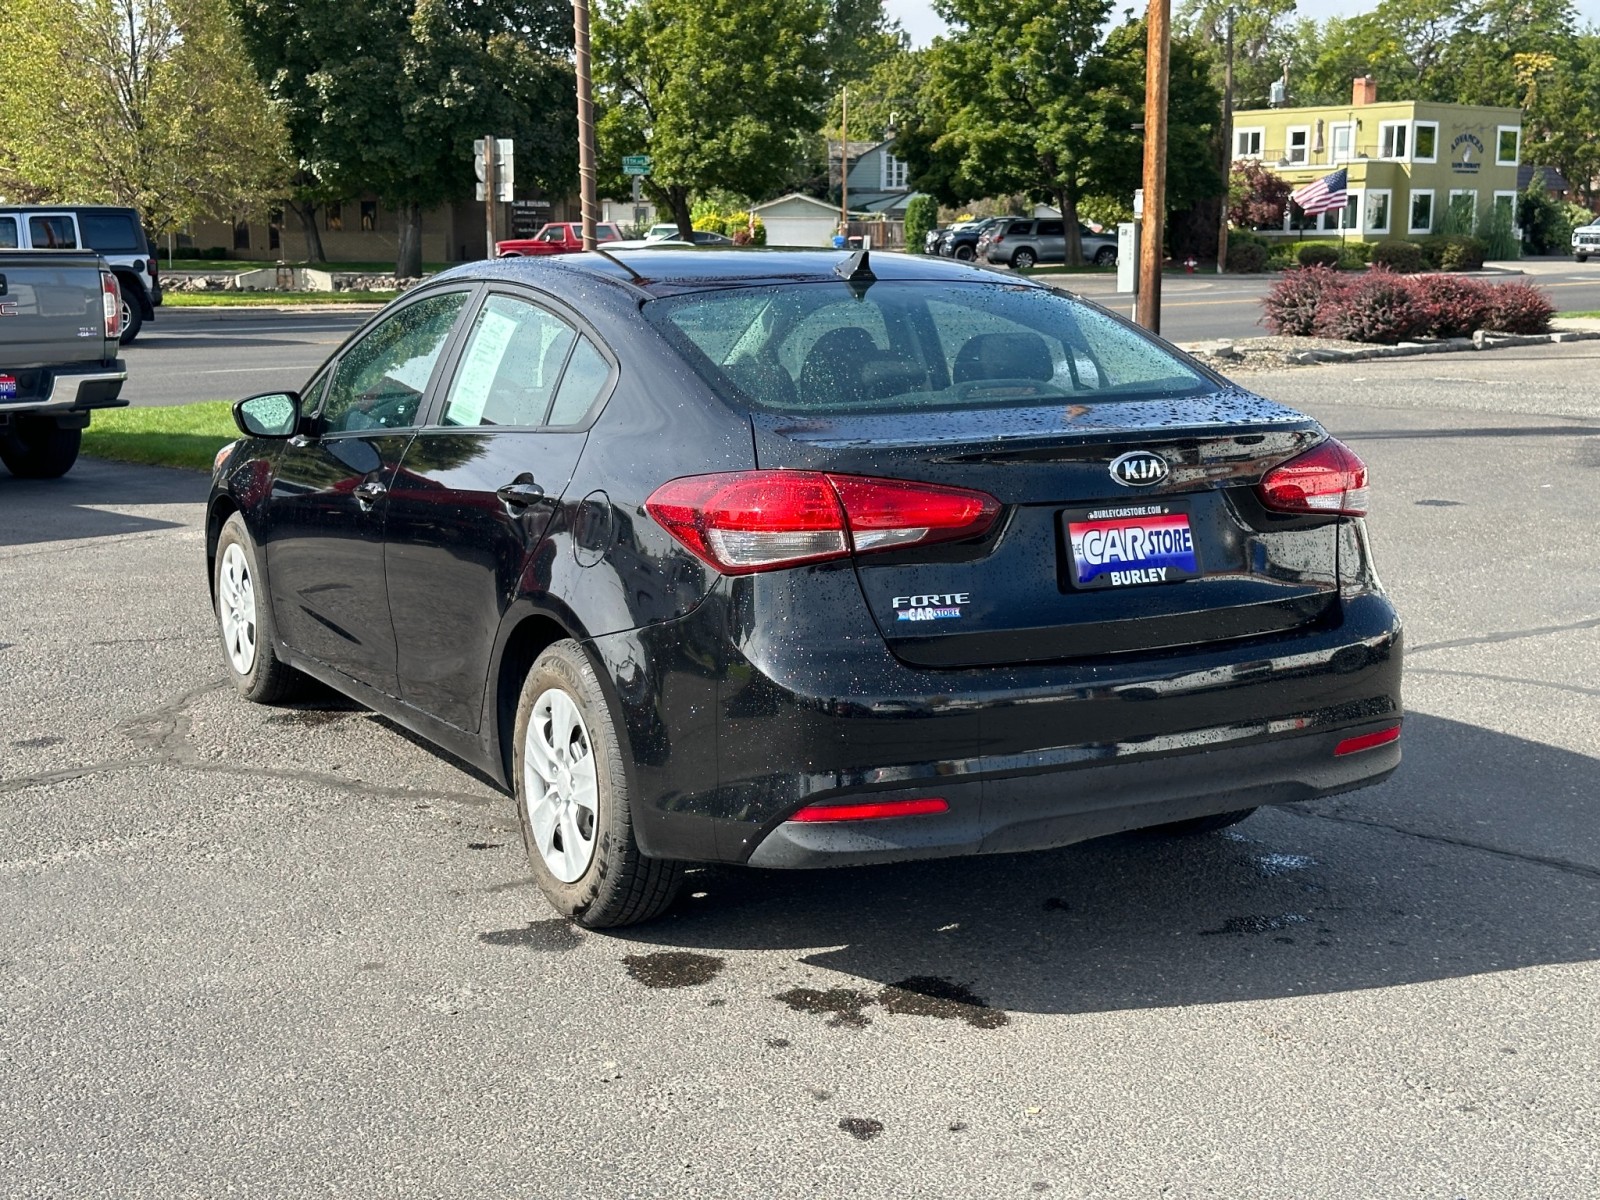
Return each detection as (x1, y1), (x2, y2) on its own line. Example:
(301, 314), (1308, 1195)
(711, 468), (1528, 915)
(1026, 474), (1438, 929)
(1233, 77), (1523, 242)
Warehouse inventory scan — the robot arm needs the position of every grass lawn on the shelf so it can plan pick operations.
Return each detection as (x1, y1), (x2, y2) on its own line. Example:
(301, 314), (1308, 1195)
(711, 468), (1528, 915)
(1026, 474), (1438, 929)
(163, 258), (450, 273)
(165, 291), (393, 307)
(82, 401), (237, 472)
(1556, 310), (1600, 318)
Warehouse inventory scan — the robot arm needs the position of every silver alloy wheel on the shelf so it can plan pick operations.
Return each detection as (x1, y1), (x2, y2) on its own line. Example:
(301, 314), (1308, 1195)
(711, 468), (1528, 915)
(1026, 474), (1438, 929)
(217, 543), (257, 675)
(120, 298), (132, 333)
(524, 687), (600, 883)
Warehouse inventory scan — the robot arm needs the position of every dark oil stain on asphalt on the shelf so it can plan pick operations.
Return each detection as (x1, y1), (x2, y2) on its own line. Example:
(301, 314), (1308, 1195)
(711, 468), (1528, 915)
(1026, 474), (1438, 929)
(765, 1038), (791, 1049)
(838, 1117), (884, 1141)
(624, 951), (725, 988)
(1200, 913), (1309, 936)
(12, 736), (65, 748)
(775, 986), (875, 1028)
(479, 919), (583, 951)
(264, 708), (351, 728)
(880, 976), (1009, 1030)
(1042, 897), (1072, 912)
(1415, 499), (1465, 507)
(466, 842), (504, 850)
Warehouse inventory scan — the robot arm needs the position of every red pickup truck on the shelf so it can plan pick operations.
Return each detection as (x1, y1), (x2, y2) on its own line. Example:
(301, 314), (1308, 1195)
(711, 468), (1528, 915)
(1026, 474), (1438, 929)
(495, 222), (624, 257)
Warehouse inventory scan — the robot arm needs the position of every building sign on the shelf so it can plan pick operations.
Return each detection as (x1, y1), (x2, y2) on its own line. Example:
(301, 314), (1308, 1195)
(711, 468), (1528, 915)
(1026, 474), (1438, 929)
(511, 198), (551, 238)
(1451, 132), (1484, 174)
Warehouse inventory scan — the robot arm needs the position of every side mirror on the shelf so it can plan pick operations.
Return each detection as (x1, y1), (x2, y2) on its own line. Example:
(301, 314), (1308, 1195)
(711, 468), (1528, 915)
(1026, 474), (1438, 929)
(234, 391), (301, 438)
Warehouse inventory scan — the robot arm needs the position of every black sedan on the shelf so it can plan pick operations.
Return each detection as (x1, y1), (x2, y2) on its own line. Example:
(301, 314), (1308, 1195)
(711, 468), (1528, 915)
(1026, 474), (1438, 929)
(207, 249), (1402, 927)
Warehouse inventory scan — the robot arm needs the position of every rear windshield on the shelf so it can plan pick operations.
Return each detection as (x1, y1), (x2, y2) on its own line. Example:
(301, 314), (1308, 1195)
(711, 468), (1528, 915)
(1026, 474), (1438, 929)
(79, 211), (145, 253)
(642, 280), (1210, 415)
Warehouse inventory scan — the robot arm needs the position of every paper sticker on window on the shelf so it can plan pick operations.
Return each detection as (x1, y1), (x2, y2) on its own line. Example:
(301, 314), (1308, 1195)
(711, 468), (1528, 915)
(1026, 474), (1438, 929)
(444, 308), (519, 426)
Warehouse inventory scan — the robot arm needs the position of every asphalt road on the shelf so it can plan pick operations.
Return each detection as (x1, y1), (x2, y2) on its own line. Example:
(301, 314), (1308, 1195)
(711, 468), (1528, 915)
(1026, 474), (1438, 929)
(4, 346), (1599, 1196)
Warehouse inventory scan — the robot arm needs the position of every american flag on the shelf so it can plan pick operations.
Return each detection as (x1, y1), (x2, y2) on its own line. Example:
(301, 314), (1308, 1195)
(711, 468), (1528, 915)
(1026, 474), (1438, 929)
(1290, 168), (1349, 217)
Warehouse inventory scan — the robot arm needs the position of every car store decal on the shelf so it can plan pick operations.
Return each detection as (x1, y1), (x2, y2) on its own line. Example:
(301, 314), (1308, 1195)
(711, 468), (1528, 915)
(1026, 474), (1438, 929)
(893, 592), (968, 621)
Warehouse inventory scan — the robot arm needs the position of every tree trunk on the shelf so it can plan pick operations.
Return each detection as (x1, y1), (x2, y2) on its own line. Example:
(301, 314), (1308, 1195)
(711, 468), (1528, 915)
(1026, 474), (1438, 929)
(1060, 187), (1083, 265)
(396, 201), (423, 278)
(288, 200), (327, 263)
(668, 187), (693, 241)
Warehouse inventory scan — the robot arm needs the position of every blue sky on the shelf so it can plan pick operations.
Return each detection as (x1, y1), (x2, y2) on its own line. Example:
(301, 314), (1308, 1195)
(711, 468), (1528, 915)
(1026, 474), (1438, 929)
(886, 0), (1600, 47)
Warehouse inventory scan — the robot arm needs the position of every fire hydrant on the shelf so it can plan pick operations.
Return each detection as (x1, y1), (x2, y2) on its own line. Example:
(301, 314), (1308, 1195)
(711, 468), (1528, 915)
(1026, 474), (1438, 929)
(1183, 255), (1199, 274)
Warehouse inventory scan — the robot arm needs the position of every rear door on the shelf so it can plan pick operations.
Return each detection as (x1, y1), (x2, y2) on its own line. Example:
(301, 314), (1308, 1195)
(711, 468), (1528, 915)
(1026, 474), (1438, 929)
(383, 287), (616, 731)
(1036, 219), (1066, 263)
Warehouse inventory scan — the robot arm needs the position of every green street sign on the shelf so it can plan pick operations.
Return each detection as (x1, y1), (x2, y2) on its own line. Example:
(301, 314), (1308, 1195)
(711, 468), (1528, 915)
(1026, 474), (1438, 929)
(622, 155), (652, 176)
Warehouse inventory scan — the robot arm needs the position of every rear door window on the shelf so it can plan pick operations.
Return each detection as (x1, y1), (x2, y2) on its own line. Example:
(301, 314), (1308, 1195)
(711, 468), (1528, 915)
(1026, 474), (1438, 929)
(439, 293), (577, 427)
(78, 211), (145, 253)
(27, 215), (77, 249)
(1037, 221), (1064, 237)
(0, 217), (16, 248)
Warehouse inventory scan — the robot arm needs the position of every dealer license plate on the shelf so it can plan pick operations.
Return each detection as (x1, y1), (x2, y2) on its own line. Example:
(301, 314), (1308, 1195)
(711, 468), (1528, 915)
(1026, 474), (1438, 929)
(1065, 503), (1200, 590)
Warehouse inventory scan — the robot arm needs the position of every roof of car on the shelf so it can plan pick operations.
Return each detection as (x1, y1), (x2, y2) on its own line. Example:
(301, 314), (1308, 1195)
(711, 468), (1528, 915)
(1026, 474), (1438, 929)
(439, 248), (1036, 299)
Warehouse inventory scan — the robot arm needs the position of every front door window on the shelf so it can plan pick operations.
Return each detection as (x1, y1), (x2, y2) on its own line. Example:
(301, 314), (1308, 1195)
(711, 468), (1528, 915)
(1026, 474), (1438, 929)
(320, 292), (469, 433)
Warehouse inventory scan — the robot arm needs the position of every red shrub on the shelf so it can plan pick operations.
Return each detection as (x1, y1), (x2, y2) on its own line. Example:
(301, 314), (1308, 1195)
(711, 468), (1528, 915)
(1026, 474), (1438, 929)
(1317, 267), (1429, 344)
(1480, 282), (1555, 334)
(1262, 265), (1346, 335)
(1407, 274), (1492, 338)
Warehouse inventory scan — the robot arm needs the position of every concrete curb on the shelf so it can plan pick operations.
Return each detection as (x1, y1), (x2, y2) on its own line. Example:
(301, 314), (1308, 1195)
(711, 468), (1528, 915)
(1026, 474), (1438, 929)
(1187, 328), (1600, 367)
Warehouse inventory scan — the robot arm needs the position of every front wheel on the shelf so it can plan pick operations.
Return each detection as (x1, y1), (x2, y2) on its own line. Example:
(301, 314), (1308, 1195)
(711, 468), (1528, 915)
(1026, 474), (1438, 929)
(514, 640), (685, 928)
(214, 512), (303, 703)
(1144, 808), (1258, 836)
(0, 418), (81, 479)
(1577, 254), (1589, 263)
(1093, 246), (1117, 266)
(1011, 248), (1037, 270)
(953, 244), (975, 261)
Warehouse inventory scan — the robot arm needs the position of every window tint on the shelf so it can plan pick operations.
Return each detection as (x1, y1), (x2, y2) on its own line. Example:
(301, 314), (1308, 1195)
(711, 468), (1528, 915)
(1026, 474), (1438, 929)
(1037, 221), (1064, 236)
(440, 293), (576, 427)
(1008, 221), (1034, 235)
(321, 291), (467, 434)
(79, 212), (144, 253)
(28, 215), (77, 249)
(0, 217), (16, 249)
(548, 336), (611, 425)
(644, 281), (1208, 416)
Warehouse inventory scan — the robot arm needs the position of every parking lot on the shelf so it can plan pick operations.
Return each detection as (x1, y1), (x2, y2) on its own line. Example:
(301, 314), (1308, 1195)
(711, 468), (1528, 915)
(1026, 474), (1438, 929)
(4, 340), (1599, 1196)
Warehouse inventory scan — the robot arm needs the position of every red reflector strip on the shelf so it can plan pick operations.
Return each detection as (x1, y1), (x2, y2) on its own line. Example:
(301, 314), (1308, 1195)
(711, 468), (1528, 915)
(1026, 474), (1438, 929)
(788, 797), (950, 823)
(1334, 726), (1401, 756)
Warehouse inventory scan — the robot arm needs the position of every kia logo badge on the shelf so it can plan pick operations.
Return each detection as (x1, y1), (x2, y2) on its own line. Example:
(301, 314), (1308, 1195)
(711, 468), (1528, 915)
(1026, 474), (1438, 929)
(1109, 451), (1169, 487)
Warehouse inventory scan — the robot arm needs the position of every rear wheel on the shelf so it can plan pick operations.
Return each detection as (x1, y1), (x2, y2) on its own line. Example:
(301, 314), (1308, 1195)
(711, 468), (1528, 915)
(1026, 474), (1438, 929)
(1093, 246), (1117, 267)
(0, 418), (81, 479)
(1145, 808), (1258, 836)
(1578, 254), (1589, 263)
(514, 640), (684, 928)
(954, 244), (975, 261)
(214, 512), (303, 703)
(1011, 248), (1037, 269)
(119, 297), (143, 344)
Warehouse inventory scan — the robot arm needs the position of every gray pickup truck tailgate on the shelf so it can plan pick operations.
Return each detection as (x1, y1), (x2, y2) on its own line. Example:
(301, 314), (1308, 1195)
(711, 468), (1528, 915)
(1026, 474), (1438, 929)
(1, 252), (115, 370)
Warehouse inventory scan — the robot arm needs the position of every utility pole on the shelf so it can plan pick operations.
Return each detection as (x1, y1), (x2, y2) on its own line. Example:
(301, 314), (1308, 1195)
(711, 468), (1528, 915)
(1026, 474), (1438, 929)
(572, 0), (598, 250)
(840, 86), (850, 237)
(1216, 8), (1235, 275)
(483, 134), (497, 259)
(1137, 0), (1172, 335)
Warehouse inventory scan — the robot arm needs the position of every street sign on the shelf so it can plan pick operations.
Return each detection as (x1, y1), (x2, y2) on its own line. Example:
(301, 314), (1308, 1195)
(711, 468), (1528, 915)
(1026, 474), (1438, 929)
(474, 138), (515, 201)
(622, 155), (651, 176)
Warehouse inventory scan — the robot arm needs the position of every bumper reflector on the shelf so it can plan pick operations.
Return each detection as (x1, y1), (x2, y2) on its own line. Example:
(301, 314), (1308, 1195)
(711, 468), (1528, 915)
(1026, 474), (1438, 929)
(788, 797), (950, 823)
(1334, 725), (1401, 756)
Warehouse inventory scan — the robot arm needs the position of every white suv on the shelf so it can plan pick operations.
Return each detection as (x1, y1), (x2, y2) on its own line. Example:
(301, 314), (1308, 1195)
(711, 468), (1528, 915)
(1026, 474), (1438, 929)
(1573, 220), (1600, 263)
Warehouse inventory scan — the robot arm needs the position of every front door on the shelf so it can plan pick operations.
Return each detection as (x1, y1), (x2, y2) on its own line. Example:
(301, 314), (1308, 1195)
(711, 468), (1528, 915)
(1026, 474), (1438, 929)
(383, 289), (616, 731)
(264, 288), (472, 695)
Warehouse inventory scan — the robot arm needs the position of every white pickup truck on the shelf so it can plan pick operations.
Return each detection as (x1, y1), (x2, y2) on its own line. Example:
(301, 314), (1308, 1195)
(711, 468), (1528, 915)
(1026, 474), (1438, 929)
(1573, 220), (1600, 263)
(0, 250), (128, 478)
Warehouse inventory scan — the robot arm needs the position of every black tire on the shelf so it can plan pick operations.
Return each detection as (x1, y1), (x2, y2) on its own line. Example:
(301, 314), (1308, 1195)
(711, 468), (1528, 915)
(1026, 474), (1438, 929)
(214, 512), (303, 704)
(954, 244), (975, 261)
(1011, 248), (1037, 269)
(1093, 246), (1117, 266)
(1145, 807), (1258, 836)
(119, 297), (143, 345)
(1578, 255), (1589, 264)
(0, 418), (81, 479)
(514, 640), (684, 928)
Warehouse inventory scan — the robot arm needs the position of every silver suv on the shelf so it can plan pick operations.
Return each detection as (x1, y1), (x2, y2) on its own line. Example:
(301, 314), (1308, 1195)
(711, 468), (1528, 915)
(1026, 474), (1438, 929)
(983, 218), (1118, 269)
(0, 206), (160, 344)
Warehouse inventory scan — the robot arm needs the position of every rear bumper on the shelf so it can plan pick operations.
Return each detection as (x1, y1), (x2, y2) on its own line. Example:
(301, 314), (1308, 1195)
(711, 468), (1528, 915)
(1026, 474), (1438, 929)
(0, 361), (127, 416)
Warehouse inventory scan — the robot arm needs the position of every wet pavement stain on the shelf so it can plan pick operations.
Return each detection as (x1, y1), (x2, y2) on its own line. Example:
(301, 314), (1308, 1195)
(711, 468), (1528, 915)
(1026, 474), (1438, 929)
(838, 1117), (884, 1141)
(479, 919), (584, 951)
(466, 842), (504, 850)
(12, 736), (65, 749)
(1415, 498), (1465, 507)
(774, 986), (874, 1028)
(623, 951), (725, 988)
(879, 976), (1009, 1030)
(1253, 853), (1318, 877)
(765, 1038), (791, 1049)
(264, 708), (352, 728)
(1200, 913), (1310, 936)
(948, 1121), (968, 1133)
(1042, 897), (1072, 912)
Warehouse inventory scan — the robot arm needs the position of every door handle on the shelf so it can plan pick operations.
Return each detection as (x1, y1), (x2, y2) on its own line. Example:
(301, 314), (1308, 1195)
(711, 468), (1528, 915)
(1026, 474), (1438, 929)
(496, 480), (550, 508)
(354, 480), (388, 505)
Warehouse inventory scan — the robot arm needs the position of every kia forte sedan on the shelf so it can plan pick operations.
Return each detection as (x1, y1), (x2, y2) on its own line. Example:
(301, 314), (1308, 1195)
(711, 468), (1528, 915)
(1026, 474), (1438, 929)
(207, 249), (1401, 928)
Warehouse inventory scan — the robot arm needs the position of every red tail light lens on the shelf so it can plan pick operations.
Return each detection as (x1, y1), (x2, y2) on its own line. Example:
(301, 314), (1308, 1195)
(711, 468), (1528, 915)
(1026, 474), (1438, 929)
(645, 471), (1001, 575)
(101, 271), (122, 340)
(789, 797), (949, 822)
(1258, 437), (1368, 517)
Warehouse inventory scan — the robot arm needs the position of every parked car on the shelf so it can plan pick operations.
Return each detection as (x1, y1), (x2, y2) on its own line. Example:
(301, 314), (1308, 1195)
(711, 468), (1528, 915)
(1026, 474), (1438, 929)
(495, 222), (624, 257)
(984, 218), (1119, 269)
(644, 223), (682, 242)
(1572, 219), (1600, 262)
(0, 250), (127, 477)
(0, 205), (161, 344)
(938, 218), (1002, 261)
(923, 226), (945, 255)
(208, 248), (1402, 928)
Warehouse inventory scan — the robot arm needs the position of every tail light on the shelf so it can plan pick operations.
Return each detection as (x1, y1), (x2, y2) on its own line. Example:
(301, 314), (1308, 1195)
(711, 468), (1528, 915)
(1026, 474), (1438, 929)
(101, 271), (122, 340)
(789, 797), (949, 822)
(646, 471), (1001, 575)
(1334, 725), (1400, 756)
(1258, 437), (1368, 517)
(993, 235), (1005, 244)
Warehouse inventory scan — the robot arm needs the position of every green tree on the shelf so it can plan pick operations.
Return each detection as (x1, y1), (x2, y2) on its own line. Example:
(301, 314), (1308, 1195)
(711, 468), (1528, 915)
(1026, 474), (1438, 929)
(592, 0), (832, 238)
(903, 193), (938, 251)
(0, 0), (287, 235)
(1520, 36), (1600, 209)
(232, 0), (577, 276)
(1178, 0), (1300, 110)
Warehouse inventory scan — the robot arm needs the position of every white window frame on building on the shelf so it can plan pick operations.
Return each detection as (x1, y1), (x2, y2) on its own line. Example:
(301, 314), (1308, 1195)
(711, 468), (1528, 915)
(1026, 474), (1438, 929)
(1284, 126), (1310, 166)
(1234, 127), (1264, 160)
(1329, 122), (1355, 163)
(1412, 121), (1440, 164)
(1448, 189), (1478, 229)
(1493, 189), (1518, 231)
(1377, 121), (1410, 161)
(1409, 189), (1435, 235)
(880, 152), (908, 191)
(1496, 126), (1522, 166)
(1365, 189), (1393, 235)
